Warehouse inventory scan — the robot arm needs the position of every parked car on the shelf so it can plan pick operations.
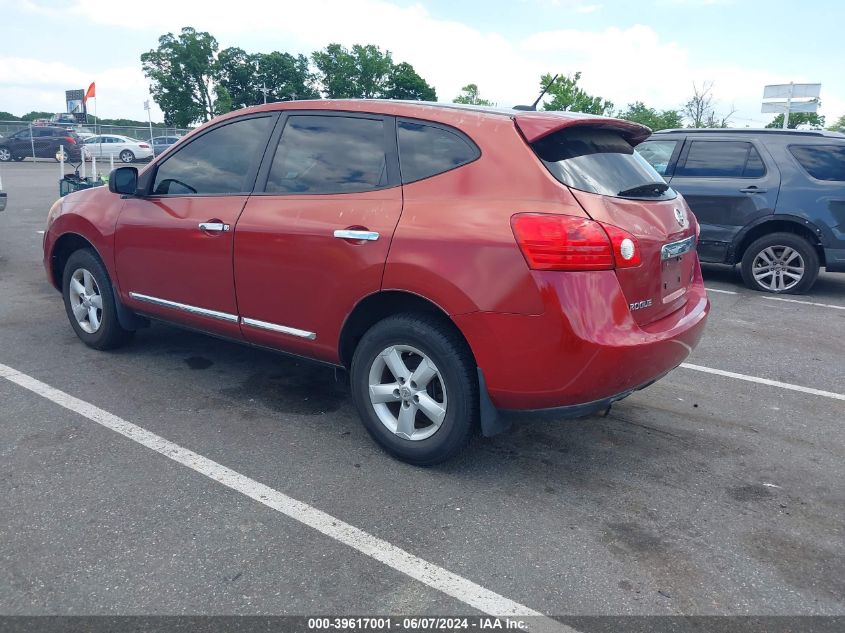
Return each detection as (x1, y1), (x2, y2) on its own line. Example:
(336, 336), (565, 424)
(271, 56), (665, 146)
(43, 101), (709, 464)
(50, 113), (79, 127)
(0, 126), (82, 162)
(82, 135), (154, 163)
(637, 128), (845, 293)
(150, 135), (181, 155)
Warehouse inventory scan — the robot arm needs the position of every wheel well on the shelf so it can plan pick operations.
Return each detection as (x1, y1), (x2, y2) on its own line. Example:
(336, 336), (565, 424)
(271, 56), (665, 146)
(50, 233), (97, 288)
(338, 291), (473, 368)
(735, 220), (824, 265)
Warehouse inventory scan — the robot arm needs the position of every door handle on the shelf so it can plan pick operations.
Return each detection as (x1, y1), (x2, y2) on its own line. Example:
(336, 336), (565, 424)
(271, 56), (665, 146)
(739, 186), (767, 194)
(333, 229), (380, 241)
(198, 222), (230, 233)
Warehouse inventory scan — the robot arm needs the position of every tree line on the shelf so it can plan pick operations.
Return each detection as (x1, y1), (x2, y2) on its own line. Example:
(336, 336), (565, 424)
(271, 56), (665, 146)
(130, 26), (844, 133)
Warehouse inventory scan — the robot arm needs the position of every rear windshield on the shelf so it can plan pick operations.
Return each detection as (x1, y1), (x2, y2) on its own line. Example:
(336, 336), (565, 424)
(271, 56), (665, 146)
(789, 144), (845, 182)
(532, 127), (676, 200)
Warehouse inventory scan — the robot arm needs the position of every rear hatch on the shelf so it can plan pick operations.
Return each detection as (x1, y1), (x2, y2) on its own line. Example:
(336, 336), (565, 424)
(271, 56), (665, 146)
(520, 118), (698, 326)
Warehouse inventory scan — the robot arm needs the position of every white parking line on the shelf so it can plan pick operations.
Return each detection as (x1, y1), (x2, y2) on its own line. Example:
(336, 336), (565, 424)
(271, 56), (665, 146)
(705, 287), (738, 295)
(680, 363), (845, 401)
(0, 362), (571, 632)
(760, 295), (845, 311)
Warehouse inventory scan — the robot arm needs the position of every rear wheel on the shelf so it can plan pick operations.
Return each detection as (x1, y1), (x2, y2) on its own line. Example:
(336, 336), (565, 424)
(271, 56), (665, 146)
(740, 232), (819, 294)
(62, 249), (134, 350)
(119, 150), (135, 163)
(350, 314), (478, 465)
(55, 147), (70, 162)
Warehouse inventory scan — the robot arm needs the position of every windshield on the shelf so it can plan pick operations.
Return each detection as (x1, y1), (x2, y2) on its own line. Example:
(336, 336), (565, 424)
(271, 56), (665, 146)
(532, 127), (676, 200)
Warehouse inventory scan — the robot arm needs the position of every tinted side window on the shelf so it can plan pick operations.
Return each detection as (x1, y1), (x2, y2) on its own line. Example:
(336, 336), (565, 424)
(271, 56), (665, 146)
(266, 115), (387, 194)
(789, 145), (845, 182)
(635, 140), (678, 176)
(153, 116), (272, 195)
(676, 141), (760, 178)
(397, 120), (479, 183)
(743, 146), (766, 177)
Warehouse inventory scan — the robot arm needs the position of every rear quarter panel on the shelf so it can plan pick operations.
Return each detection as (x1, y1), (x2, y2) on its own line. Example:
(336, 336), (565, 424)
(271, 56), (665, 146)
(384, 118), (585, 316)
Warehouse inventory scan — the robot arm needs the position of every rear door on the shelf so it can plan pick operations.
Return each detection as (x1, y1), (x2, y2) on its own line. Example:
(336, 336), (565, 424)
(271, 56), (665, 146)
(234, 112), (402, 363)
(666, 139), (780, 263)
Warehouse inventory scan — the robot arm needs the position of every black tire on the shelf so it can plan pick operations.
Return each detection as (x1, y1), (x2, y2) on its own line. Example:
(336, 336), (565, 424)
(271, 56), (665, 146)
(119, 150), (135, 163)
(61, 249), (134, 350)
(740, 232), (820, 294)
(0, 147), (10, 162)
(350, 313), (478, 465)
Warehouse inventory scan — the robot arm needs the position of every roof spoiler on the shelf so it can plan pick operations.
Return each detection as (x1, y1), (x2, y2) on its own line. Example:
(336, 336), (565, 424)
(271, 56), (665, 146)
(514, 113), (652, 146)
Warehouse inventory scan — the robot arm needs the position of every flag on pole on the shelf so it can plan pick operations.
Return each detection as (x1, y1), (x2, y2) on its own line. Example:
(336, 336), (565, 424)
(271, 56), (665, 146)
(83, 82), (96, 104)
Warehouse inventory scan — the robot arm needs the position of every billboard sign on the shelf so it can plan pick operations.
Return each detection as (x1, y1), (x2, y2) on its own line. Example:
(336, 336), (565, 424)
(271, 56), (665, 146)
(763, 83), (821, 99)
(65, 89), (87, 122)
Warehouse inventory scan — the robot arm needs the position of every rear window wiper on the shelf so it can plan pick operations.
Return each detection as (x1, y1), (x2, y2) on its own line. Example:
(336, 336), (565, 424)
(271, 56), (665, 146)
(617, 182), (669, 197)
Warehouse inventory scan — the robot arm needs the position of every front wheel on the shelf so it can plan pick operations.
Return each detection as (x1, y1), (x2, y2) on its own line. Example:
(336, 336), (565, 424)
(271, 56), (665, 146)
(350, 314), (478, 465)
(0, 147), (10, 162)
(119, 150), (135, 163)
(62, 249), (134, 350)
(740, 232), (820, 294)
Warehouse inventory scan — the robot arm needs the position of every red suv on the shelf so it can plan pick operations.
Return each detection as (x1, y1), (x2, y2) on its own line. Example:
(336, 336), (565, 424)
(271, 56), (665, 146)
(43, 101), (709, 464)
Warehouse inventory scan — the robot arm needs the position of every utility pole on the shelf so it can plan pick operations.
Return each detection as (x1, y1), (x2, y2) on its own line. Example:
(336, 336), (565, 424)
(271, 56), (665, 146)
(783, 82), (793, 129)
(144, 100), (153, 143)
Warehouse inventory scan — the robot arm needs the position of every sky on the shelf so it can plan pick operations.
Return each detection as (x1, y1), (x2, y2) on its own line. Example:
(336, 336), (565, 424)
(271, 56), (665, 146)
(0, 0), (843, 127)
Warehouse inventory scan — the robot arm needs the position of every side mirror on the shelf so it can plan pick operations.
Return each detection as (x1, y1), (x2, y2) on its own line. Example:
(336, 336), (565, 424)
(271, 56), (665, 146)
(109, 166), (138, 195)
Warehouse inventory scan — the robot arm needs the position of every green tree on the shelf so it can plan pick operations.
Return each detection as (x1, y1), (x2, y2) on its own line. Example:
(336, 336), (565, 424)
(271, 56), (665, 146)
(766, 112), (825, 129)
(617, 101), (683, 131)
(312, 43), (394, 98)
(0, 112), (21, 121)
(219, 48), (318, 107)
(141, 27), (222, 127)
(540, 72), (612, 115)
(453, 83), (492, 106)
(20, 111), (54, 121)
(216, 46), (256, 108)
(385, 62), (437, 101)
(828, 114), (845, 132)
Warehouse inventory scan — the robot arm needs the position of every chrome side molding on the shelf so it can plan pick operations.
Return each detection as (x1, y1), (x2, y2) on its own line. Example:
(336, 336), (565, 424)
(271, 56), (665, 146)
(127, 292), (317, 340)
(661, 235), (696, 261)
(240, 317), (317, 340)
(128, 292), (239, 323)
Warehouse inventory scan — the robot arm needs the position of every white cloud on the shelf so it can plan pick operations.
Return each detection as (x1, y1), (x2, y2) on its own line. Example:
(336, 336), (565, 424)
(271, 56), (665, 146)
(8, 0), (844, 127)
(0, 56), (163, 121)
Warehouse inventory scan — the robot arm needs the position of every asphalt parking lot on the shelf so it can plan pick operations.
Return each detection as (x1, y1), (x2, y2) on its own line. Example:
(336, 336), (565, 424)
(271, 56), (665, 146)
(0, 162), (843, 624)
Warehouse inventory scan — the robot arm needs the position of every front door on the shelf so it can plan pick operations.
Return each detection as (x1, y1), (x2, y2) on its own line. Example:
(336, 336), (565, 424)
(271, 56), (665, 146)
(115, 113), (276, 338)
(667, 139), (780, 263)
(234, 113), (403, 363)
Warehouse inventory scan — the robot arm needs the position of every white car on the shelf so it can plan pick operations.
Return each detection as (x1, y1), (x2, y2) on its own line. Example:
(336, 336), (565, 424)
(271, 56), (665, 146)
(82, 135), (154, 163)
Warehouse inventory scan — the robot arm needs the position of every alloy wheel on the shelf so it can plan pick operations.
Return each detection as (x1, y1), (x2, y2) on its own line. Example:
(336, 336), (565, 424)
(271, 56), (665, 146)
(752, 245), (805, 292)
(0, 148), (10, 161)
(367, 344), (448, 441)
(68, 268), (104, 333)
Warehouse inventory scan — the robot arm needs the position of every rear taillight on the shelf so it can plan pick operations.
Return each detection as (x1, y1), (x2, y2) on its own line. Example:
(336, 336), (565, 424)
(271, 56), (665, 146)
(511, 213), (614, 271)
(600, 222), (642, 269)
(511, 213), (641, 271)
(64, 136), (76, 145)
(138, 143), (150, 148)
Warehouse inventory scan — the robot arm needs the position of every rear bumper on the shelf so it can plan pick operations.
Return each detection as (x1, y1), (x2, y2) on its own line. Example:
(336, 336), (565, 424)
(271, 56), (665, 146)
(455, 260), (710, 412)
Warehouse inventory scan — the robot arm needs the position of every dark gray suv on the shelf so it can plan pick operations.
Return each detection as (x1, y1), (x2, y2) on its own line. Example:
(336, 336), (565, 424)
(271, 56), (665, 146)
(637, 129), (845, 293)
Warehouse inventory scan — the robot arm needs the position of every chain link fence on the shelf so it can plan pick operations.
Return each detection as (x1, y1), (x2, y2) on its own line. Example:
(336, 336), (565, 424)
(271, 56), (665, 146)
(0, 120), (190, 140)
